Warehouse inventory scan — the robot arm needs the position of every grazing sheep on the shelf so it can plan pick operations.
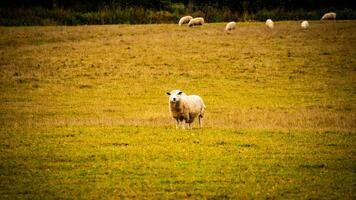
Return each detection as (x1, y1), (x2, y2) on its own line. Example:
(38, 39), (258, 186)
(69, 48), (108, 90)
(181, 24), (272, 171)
(188, 17), (205, 27)
(178, 16), (193, 26)
(225, 21), (236, 31)
(266, 19), (274, 29)
(166, 90), (206, 129)
(301, 20), (309, 29)
(321, 12), (336, 20)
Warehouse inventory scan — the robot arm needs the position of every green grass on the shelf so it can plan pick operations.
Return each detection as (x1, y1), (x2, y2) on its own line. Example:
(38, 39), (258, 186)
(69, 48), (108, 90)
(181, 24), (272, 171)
(1, 126), (354, 199)
(0, 21), (355, 199)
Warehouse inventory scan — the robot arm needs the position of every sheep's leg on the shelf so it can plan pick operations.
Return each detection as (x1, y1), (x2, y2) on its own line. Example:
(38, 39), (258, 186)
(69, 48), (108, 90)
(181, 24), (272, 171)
(182, 115), (190, 130)
(175, 119), (180, 129)
(186, 115), (193, 129)
(198, 116), (202, 128)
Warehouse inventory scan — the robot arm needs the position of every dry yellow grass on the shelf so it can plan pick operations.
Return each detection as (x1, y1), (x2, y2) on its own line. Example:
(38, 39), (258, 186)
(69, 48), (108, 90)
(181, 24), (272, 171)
(0, 21), (355, 131)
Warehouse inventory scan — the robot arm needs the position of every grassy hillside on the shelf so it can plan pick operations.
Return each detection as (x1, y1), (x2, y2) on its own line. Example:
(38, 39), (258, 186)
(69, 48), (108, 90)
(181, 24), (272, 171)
(0, 21), (355, 198)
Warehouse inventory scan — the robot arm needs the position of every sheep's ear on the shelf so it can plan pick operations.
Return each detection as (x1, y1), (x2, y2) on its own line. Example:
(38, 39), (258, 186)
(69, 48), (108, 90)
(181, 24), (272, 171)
(166, 92), (171, 95)
(178, 91), (182, 95)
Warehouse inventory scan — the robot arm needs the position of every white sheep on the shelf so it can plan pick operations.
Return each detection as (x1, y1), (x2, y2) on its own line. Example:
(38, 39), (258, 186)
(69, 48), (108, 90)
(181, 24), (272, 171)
(301, 20), (309, 29)
(188, 17), (205, 27)
(266, 19), (274, 29)
(225, 21), (236, 31)
(178, 16), (193, 26)
(321, 12), (336, 20)
(166, 90), (206, 129)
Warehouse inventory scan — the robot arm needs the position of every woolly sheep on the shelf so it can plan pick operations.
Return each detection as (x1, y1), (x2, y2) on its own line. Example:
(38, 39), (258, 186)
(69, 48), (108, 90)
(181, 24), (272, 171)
(266, 19), (274, 29)
(225, 21), (236, 31)
(301, 20), (309, 29)
(178, 16), (193, 26)
(166, 90), (206, 129)
(188, 17), (205, 27)
(321, 12), (336, 20)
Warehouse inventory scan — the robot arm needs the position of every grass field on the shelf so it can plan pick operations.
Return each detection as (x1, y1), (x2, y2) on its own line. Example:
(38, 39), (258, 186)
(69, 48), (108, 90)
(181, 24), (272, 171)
(0, 21), (355, 199)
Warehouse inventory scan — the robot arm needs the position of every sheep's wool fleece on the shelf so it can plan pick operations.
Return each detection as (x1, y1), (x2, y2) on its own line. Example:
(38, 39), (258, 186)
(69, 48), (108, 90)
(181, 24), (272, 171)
(301, 21), (309, 29)
(225, 22), (236, 31)
(266, 19), (274, 29)
(179, 16), (192, 26)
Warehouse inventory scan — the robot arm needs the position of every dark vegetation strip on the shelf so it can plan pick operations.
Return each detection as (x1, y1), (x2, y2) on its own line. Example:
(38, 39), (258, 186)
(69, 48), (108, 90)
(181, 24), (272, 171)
(0, 0), (356, 26)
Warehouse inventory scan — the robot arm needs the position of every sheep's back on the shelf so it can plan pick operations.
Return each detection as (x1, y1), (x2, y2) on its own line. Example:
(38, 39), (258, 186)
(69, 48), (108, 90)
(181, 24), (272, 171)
(187, 95), (205, 112)
(179, 16), (192, 25)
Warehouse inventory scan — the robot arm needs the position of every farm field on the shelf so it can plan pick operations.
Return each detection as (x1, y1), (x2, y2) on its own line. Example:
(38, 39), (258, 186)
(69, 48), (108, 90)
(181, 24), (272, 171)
(0, 21), (355, 199)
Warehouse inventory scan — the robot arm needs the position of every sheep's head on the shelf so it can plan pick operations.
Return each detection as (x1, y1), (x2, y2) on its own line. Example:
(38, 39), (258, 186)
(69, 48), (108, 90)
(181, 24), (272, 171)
(167, 90), (183, 103)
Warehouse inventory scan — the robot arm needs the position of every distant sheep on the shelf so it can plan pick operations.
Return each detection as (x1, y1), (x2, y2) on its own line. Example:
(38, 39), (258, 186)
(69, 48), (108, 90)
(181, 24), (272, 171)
(266, 19), (274, 29)
(188, 17), (205, 27)
(178, 16), (193, 26)
(166, 90), (206, 129)
(301, 21), (309, 29)
(225, 21), (236, 31)
(321, 12), (336, 20)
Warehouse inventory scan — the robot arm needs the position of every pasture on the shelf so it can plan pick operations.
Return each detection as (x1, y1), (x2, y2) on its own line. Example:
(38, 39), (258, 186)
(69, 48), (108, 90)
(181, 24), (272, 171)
(0, 21), (355, 199)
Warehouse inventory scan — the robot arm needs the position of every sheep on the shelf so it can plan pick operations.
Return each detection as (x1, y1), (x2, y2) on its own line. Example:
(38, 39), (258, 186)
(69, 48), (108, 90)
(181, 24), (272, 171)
(321, 12), (336, 20)
(188, 17), (204, 27)
(225, 21), (236, 31)
(178, 16), (193, 26)
(166, 90), (206, 129)
(301, 20), (309, 29)
(266, 19), (274, 29)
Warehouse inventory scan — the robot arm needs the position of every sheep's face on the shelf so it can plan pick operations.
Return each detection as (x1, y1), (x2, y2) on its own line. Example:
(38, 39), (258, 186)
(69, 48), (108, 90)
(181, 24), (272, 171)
(167, 90), (183, 103)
